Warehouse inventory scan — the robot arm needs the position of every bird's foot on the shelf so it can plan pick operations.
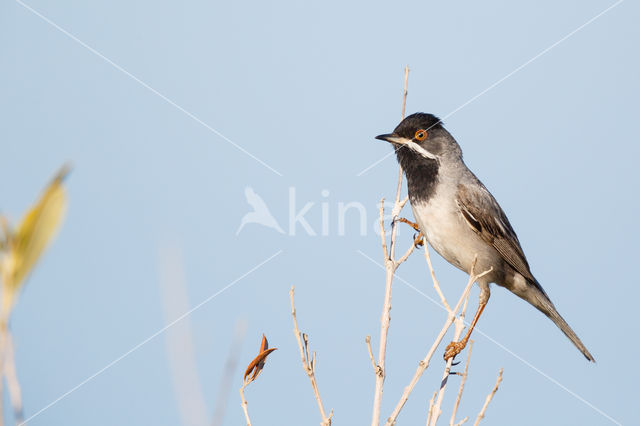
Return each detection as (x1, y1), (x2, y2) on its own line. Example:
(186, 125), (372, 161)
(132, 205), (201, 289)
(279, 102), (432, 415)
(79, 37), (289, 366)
(413, 232), (424, 248)
(443, 340), (467, 361)
(396, 217), (420, 232)
(396, 217), (424, 247)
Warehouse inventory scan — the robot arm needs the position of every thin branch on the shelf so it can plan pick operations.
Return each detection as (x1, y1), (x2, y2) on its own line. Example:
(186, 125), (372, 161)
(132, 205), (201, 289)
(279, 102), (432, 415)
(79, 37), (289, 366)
(290, 286), (332, 426)
(401, 65), (409, 120)
(430, 359), (455, 426)
(423, 245), (451, 312)
(399, 196), (409, 210)
(425, 391), (437, 426)
(428, 284), (473, 426)
(365, 336), (379, 375)
(372, 173), (401, 425)
(371, 218), (395, 426)
(385, 259), (493, 426)
(371, 64), (410, 426)
(239, 383), (252, 426)
(379, 198), (388, 260)
(396, 239), (418, 265)
(388, 64), (411, 265)
(449, 341), (474, 426)
(389, 168), (404, 261)
(454, 417), (469, 426)
(473, 369), (503, 426)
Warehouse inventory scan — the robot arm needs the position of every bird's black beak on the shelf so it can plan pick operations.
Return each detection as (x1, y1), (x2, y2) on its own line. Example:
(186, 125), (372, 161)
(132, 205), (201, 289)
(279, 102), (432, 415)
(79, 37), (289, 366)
(376, 133), (395, 142)
(375, 133), (404, 144)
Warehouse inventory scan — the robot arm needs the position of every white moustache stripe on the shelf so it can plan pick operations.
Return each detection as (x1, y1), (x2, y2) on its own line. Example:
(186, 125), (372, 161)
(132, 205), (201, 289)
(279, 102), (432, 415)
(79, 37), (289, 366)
(405, 140), (437, 160)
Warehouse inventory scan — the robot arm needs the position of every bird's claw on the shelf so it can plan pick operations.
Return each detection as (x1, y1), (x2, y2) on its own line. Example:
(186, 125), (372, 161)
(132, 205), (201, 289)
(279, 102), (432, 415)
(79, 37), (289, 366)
(443, 340), (466, 361)
(413, 232), (424, 248)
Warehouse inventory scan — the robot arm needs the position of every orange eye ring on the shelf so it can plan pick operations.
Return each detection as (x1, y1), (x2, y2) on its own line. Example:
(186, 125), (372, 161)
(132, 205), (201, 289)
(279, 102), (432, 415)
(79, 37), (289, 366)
(414, 129), (428, 141)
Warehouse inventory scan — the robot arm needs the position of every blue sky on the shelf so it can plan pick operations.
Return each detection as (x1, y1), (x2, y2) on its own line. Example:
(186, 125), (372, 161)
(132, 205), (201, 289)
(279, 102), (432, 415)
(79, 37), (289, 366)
(1, 0), (638, 425)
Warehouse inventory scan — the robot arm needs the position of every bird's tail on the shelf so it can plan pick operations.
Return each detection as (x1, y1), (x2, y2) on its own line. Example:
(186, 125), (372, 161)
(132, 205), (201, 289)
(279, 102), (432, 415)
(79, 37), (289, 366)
(524, 283), (595, 362)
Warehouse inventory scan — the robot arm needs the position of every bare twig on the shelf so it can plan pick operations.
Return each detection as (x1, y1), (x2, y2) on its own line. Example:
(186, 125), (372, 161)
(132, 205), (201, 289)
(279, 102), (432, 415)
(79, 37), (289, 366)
(290, 286), (333, 426)
(379, 199), (388, 260)
(371, 162), (399, 426)
(396, 238), (418, 264)
(389, 167), (404, 260)
(385, 259), (493, 426)
(426, 391), (437, 426)
(399, 196), (409, 210)
(239, 383), (252, 426)
(449, 341), (474, 426)
(473, 369), (503, 426)
(423, 246), (451, 312)
(428, 282), (473, 426)
(401, 65), (409, 120)
(365, 336), (379, 375)
(371, 64), (411, 426)
(454, 417), (469, 426)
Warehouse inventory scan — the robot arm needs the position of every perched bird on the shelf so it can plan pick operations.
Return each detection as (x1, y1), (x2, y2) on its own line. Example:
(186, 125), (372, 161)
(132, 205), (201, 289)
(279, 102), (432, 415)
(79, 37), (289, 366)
(376, 113), (594, 362)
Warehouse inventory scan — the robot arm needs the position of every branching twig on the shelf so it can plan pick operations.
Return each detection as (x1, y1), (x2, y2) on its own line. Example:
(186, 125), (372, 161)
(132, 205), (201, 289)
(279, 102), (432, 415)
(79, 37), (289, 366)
(373, 65), (500, 426)
(427, 276), (474, 426)
(473, 369), (503, 426)
(449, 341), (474, 426)
(365, 336), (379, 375)
(385, 259), (493, 426)
(290, 286), (333, 426)
(396, 236), (418, 264)
(370, 64), (411, 426)
(426, 391), (437, 426)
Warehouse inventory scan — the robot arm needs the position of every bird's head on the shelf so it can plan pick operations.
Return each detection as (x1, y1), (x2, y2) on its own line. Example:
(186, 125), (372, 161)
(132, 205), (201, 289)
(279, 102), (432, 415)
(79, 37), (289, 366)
(375, 113), (461, 163)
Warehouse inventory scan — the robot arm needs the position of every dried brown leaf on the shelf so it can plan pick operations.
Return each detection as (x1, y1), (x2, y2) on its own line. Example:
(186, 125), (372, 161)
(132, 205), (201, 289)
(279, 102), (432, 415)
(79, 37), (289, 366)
(243, 334), (277, 384)
(259, 333), (268, 353)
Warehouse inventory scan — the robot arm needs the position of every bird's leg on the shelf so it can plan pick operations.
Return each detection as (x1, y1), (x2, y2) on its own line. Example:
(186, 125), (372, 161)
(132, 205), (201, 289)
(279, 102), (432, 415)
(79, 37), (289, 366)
(396, 217), (420, 231)
(396, 217), (424, 247)
(444, 285), (490, 361)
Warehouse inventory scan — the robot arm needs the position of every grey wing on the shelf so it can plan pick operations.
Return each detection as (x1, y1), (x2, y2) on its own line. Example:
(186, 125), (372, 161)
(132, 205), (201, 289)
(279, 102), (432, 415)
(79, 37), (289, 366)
(456, 181), (537, 284)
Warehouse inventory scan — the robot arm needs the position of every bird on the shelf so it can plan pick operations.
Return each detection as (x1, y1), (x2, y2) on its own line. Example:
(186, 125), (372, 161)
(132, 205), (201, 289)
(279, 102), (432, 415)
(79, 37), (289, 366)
(375, 112), (594, 362)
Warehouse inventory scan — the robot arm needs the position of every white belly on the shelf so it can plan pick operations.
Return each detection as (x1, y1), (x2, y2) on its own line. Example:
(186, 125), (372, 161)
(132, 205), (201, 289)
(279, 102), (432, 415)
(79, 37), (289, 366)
(411, 192), (494, 275)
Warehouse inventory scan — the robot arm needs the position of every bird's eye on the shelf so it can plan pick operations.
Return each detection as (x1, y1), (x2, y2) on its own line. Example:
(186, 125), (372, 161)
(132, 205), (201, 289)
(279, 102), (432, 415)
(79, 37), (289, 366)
(414, 129), (427, 141)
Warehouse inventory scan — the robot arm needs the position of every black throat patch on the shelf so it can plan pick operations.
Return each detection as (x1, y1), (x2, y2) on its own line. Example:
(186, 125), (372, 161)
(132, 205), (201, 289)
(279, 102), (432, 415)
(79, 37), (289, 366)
(395, 146), (439, 203)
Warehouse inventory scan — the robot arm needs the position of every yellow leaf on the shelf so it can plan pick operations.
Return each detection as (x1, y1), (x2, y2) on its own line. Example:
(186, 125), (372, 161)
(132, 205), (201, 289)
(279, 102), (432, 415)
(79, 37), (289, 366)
(1, 165), (70, 316)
